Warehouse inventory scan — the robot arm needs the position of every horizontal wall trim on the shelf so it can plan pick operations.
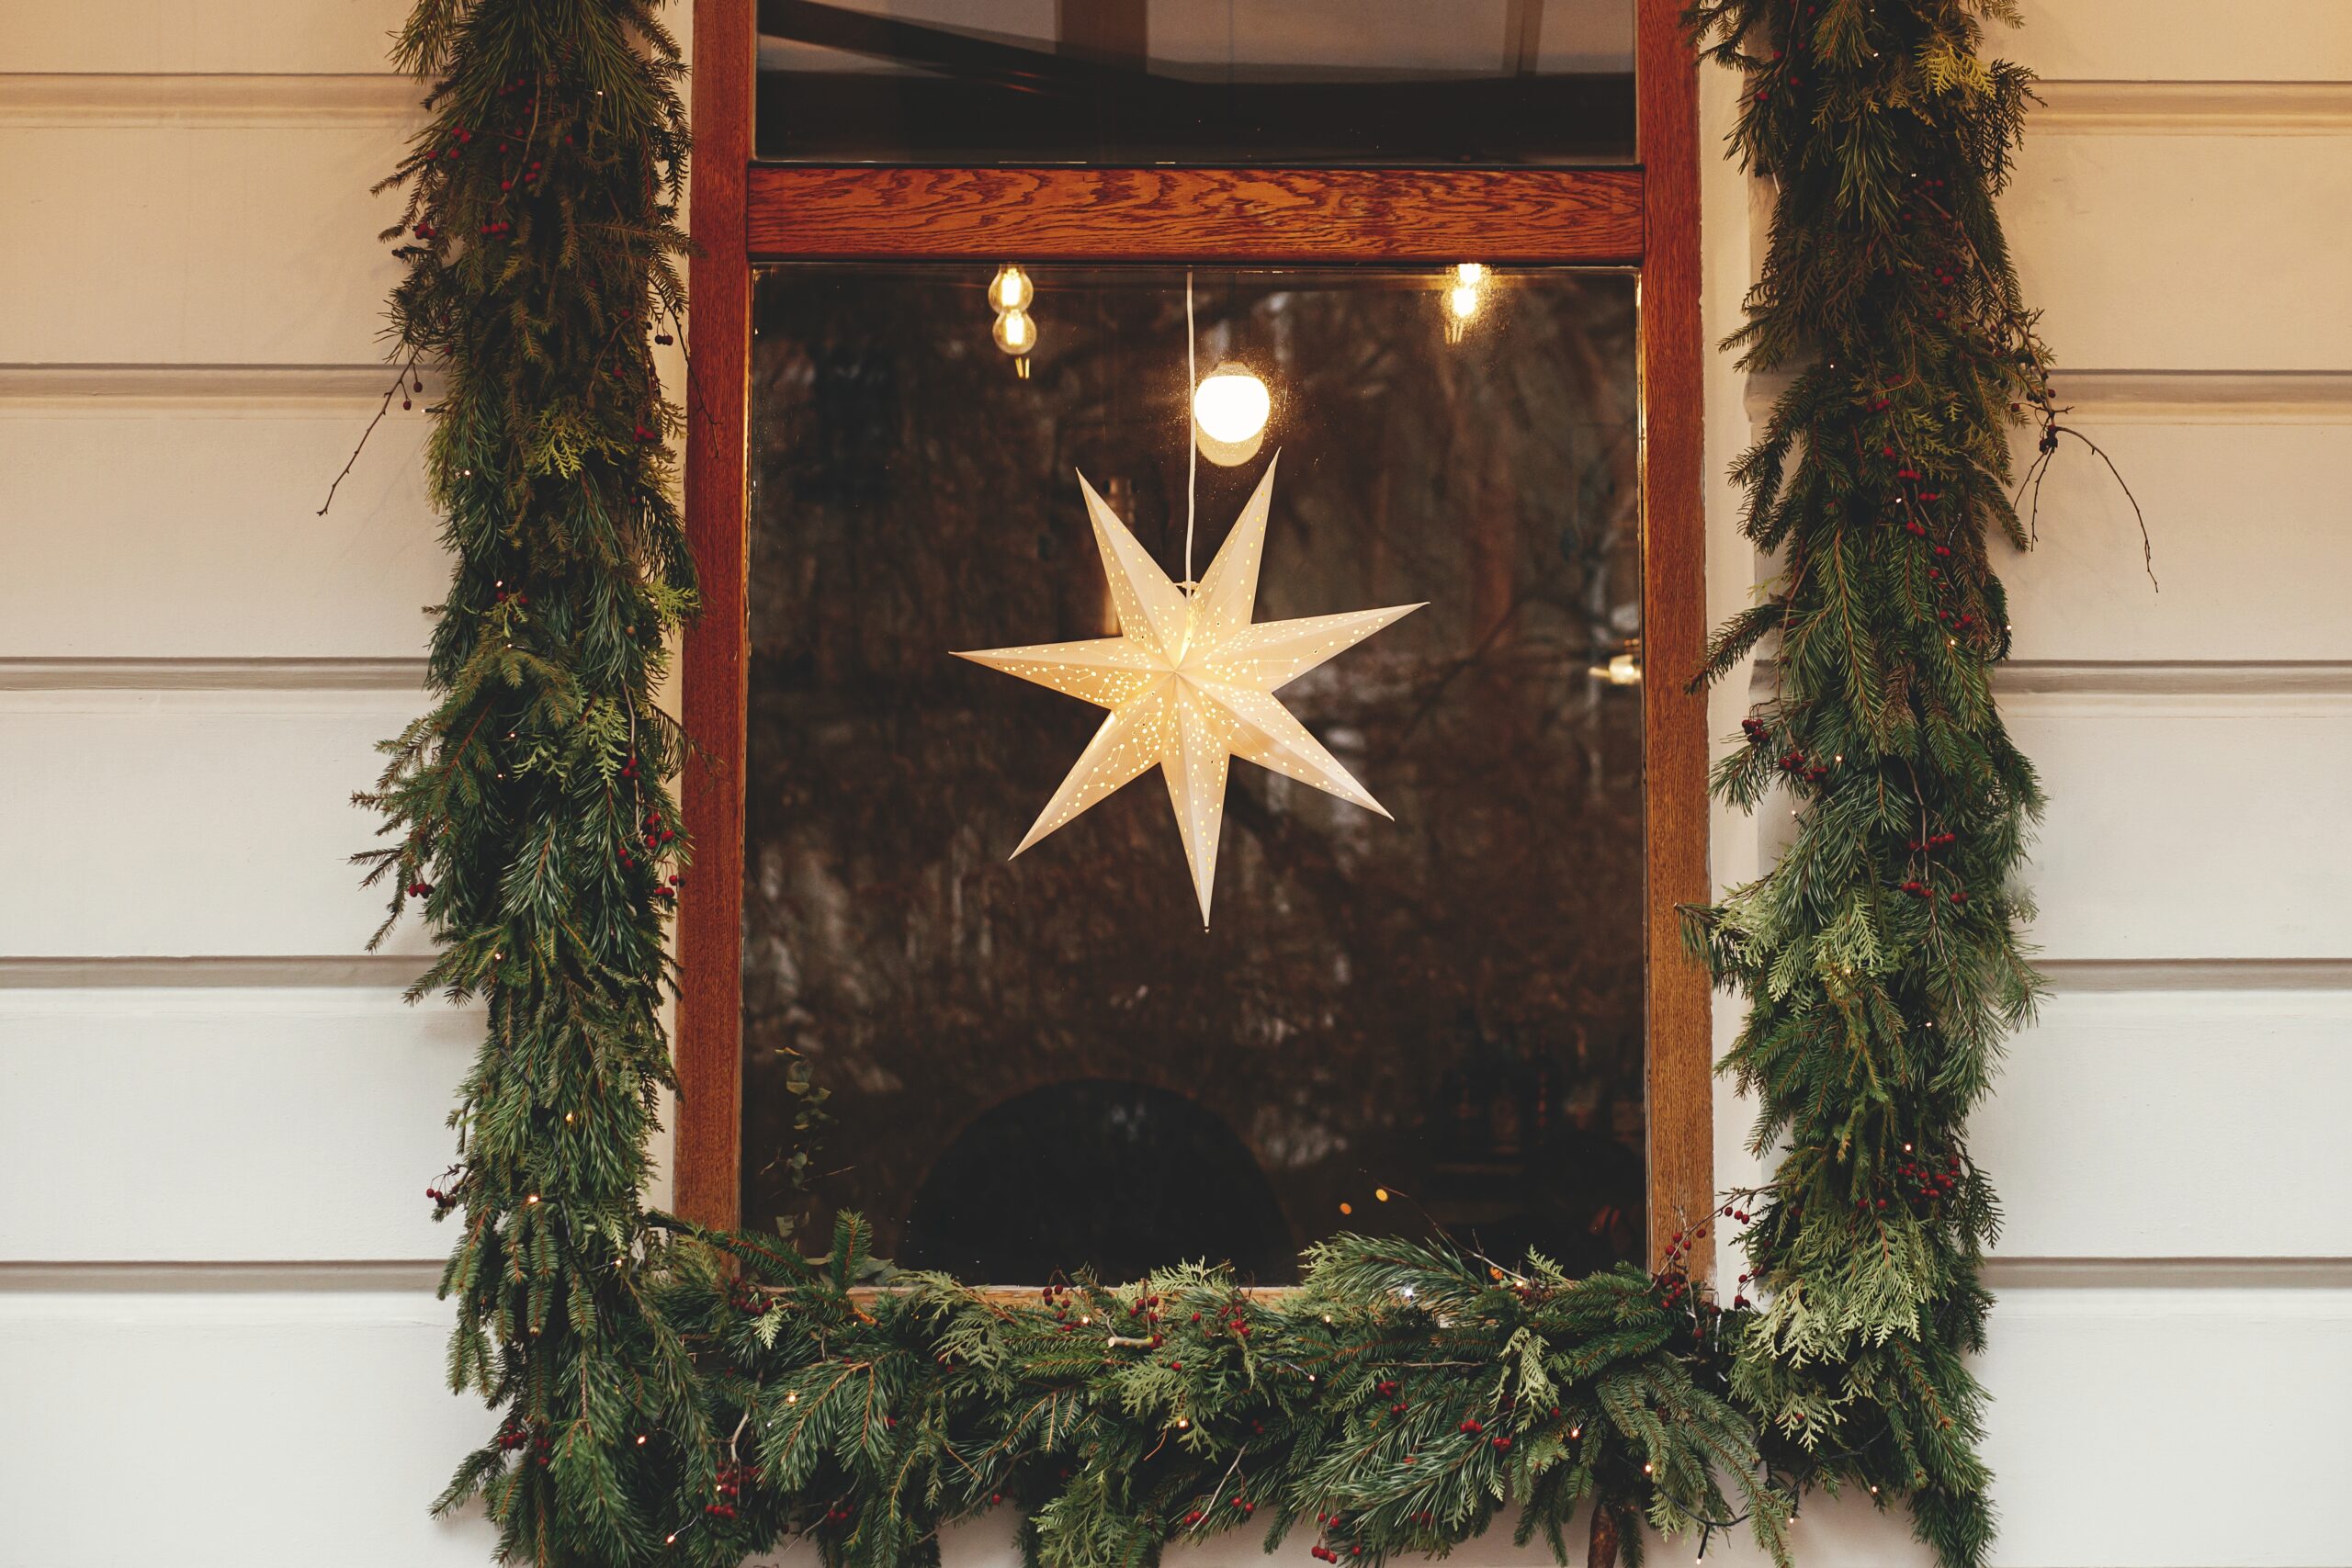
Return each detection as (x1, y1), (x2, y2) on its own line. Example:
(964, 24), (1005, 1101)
(0, 955), (433, 989)
(0, 658), (428, 692)
(2033, 79), (2352, 135)
(0, 1259), (447, 1292)
(2045, 369), (2352, 423)
(1984, 1258), (2352, 1289)
(6, 1258), (2341, 1296)
(1745, 369), (2352, 423)
(0, 363), (437, 409)
(6, 955), (2344, 994)
(1996, 660), (2352, 697)
(0, 73), (422, 128)
(2039, 957), (2352, 992)
(1, 75), (2344, 138)
(1755, 660), (2352, 702)
(17, 657), (2346, 700)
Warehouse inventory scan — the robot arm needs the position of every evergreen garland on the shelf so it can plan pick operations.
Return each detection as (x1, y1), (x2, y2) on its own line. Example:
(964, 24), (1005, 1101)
(360, 1), (703, 1561)
(365, 3), (2058, 1565)
(1681, 5), (2049, 1565)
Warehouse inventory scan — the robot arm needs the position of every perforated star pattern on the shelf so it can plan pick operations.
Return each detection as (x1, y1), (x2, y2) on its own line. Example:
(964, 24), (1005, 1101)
(956, 456), (1422, 926)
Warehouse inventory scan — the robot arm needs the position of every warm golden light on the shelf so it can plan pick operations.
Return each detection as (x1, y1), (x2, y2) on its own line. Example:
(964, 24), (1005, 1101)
(1192, 362), (1271, 445)
(988, 265), (1034, 312)
(1454, 262), (1489, 288)
(1448, 283), (1482, 321)
(991, 307), (1035, 355)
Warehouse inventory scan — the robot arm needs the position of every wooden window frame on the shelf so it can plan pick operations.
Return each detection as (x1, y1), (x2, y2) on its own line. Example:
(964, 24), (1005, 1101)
(674, 0), (1709, 1273)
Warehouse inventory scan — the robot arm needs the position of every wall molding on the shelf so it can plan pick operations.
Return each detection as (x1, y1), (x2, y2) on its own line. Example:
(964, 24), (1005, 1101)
(2042, 369), (2352, 424)
(0, 363), (439, 410)
(0, 73), (421, 129)
(9, 1257), (2337, 1296)
(1984, 1257), (2352, 1289)
(2033, 79), (2352, 135)
(0, 955), (432, 989)
(2039, 957), (2352, 993)
(1744, 369), (2352, 425)
(0, 1259), (447, 1292)
(0, 658), (428, 692)
(1755, 659), (2352, 704)
(1996, 660), (2352, 697)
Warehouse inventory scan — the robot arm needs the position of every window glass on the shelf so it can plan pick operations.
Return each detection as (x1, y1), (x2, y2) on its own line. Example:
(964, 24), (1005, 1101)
(742, 264), (1644, 1282)
(755, 1), (1634, 164)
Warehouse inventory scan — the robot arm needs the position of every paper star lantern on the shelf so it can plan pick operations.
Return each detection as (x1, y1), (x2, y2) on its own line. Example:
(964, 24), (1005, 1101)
(956, 456), (1422, 926)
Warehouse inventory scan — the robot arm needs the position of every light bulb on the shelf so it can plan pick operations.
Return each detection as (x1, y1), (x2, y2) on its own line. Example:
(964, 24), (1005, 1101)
(1448, 284), (1481, 321)
(1454, 262), (1489, 288)
(1193, 363), (1270, 444)
(992, 308), (1035, 355)
(988, 265), (1034, 312)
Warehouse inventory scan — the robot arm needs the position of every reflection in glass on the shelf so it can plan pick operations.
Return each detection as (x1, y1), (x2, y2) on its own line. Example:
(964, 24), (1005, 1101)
(743, 265), (1644, 1282)
(755, 0), (1634, 164)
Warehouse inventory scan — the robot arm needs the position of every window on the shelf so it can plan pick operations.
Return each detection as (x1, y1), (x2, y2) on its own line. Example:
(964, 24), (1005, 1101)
(676, 0), (1708, 1280)
(753, 1), (1635, 164)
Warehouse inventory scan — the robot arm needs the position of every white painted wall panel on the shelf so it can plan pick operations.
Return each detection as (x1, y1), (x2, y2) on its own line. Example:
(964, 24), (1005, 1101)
(2004, 1), (2352, 83)
(11, 689), (2343, 964)
(2007, 132), (2352, 373)
(0, 987), (472, 1262)
(17, 0), (413, 74)
(2014, 694), (2352, 961)
(0, 123), (407, 366)
(4, 1285), (2331, 1568)
(0, 1286), (494, 1568)
(1979, 989), (2352, 1258)
(0, 689), (432, 957)
(0, 396), (442, 660)
(1973, 1285), (2352, 1568)
(11, 979), (2331, 1269)
(2002, 417), (2352, 665)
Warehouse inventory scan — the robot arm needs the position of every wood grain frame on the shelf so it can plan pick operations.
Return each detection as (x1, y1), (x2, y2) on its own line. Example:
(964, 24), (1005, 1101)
(680, 0), (1710, 1274)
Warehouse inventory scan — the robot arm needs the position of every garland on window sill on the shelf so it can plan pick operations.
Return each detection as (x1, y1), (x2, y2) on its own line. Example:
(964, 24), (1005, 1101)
(363, 4), (2063, 1566)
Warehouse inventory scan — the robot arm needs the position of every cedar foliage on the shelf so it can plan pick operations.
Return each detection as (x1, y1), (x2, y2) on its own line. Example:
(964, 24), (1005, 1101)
(661, 1223), (1788, 1568)
(1680, 4), (2047, 1564)
(366, 2), (2052, 1565)
(359, 1), (702, 1561)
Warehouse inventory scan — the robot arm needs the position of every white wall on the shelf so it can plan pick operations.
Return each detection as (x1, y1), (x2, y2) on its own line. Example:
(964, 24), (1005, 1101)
(2, 5), (2346, 1565)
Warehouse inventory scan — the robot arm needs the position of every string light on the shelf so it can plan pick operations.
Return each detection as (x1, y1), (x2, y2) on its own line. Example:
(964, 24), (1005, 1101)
(1445, 263), (1491, 343)
(988, 265), (1034, 312)
(987, 265), (1036, 378)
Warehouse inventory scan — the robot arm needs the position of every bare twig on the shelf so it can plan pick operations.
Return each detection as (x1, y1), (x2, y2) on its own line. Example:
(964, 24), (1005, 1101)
(319, 353), (423, 516)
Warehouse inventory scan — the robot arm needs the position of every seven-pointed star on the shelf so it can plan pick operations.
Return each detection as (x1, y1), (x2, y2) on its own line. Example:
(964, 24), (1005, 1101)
(955, 455), (1423, 926)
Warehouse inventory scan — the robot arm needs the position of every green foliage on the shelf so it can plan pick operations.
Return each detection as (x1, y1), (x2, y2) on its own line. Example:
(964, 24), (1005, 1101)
(1679, 4), (2052, 1563)
(371, 3), (2056, 1565)
(361, 1), (699, 1562)
(652, 1226), (1789, 1568)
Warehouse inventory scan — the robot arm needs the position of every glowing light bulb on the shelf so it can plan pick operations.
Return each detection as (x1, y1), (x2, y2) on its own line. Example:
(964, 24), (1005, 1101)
(1448, 284), (1481, 322)
(992, 308), (1035, 355)
(988, 265), (1034, 312)
(1454, 262), (1488, 288)
(1193, 363), (1270, 444)
(1192, 362), (1271, 466)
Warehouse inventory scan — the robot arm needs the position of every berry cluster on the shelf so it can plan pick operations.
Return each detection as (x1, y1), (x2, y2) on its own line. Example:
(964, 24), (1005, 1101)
(1893, 1147), (1966, 1211)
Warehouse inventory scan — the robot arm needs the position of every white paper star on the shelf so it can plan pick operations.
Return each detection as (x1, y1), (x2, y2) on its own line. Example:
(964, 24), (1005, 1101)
(956, 456), (1422, 926)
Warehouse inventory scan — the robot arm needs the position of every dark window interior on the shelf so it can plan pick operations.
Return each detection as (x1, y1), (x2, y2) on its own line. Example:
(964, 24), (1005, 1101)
(741, 264), (1645, 1281)
(754, 0), (1635, 164)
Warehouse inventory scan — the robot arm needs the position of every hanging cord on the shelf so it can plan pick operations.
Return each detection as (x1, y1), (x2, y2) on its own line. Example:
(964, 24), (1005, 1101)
(1182, 267), (1198, 591)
